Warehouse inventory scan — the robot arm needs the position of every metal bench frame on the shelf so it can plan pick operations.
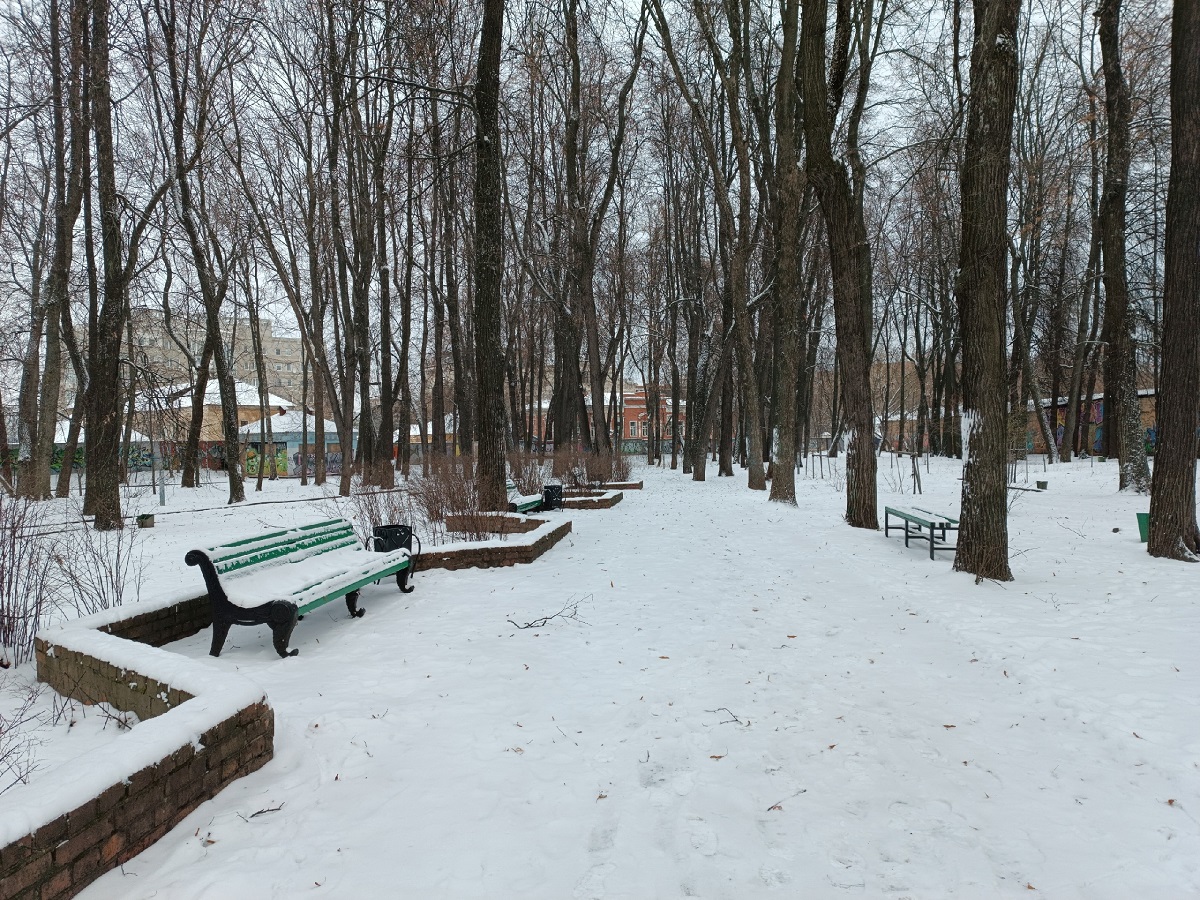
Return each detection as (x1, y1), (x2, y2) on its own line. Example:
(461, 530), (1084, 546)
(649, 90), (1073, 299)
(185, 518), (413, 659)
(884, 506), (959, 559)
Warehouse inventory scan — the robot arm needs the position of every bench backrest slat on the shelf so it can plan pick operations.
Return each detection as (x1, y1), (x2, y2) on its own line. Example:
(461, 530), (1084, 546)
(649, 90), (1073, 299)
(206, 519), (361, 575)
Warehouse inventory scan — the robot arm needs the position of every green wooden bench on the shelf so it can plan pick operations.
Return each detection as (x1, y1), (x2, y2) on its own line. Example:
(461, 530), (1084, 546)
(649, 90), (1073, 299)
(507, 480), (543, 514)
(185, 518), (414, 658)
(884, 506), (959, 560)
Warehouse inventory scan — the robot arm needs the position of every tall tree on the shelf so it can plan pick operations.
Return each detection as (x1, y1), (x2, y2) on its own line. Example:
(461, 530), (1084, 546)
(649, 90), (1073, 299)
(953, 0), (1020, 581)
(85, 0), (173, 528)
(798, 0), (880, 525)
(474, 0), (507, 511)
(1147, 0), (1200, 559)
(1097, 0), (1149, 492)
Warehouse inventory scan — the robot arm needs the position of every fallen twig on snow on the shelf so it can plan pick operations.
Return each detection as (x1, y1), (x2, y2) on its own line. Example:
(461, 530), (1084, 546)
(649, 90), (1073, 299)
(508, 594), (591, 629)
(706, 707), (748, 726)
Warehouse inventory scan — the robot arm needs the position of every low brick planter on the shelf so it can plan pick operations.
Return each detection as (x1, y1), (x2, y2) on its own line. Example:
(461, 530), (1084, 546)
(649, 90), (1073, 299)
(1, 598), (272, 900)
(444, 513), (543, 535)
(421, 518), (572, 571)
(562, 490), (623, 510)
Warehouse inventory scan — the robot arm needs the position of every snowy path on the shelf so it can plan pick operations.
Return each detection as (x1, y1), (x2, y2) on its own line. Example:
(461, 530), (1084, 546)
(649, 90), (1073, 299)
(79, 462), (1199, 898)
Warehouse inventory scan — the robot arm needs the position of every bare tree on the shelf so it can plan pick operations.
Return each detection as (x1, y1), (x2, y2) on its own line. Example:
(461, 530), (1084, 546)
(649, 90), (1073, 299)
(474, 0), (507, 511)
(1147, 0), (1200, 559)
(953, 0), (1020, 582)
(1097, 0), (1149, 492)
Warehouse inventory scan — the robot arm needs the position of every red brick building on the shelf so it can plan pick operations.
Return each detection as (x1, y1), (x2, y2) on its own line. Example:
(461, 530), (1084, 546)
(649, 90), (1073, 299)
(616, 387), (685, 445)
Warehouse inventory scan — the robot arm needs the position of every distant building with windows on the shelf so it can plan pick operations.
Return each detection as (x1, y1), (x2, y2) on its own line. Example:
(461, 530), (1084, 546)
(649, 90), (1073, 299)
(126, 308), (306, 405)
(616, 386), (685, 447)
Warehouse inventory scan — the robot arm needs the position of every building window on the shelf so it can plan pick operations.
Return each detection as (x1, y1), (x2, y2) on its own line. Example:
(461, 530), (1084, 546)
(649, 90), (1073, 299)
(275, 348), (281, 355)
(629, 421), (636, 437)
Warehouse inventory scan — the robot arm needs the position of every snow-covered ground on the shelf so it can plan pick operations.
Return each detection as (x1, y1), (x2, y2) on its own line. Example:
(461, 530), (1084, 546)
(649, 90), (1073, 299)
(6, 456), (1199, 898)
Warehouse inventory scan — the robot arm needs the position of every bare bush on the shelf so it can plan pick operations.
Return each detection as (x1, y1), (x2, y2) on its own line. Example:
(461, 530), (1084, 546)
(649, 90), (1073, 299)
(0, 496), (61, 667)
(0, 674), (45, 795)
(55, 504), (145, 617)
(553, 446), (591, 487)
(507, 450), (551, 495)
(345, 478), (416, 548)
(408, 456), (499, 542)
(610, 451), (632, 483)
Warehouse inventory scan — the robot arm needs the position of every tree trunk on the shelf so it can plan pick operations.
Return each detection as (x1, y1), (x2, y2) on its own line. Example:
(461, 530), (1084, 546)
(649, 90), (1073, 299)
(84, 0), (127, 530)
(474, 0), (507, 512)
(953, 0), (1020, 581)
(1147, 0), (1200, 559)
(799, 0), (877, 527)
(772, 0), (801, 504)
(1097, 0), (1150, 493)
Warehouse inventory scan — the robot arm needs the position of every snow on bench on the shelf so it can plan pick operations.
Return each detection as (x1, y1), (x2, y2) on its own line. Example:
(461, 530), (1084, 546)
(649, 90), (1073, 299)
(185, 518), (413, 658)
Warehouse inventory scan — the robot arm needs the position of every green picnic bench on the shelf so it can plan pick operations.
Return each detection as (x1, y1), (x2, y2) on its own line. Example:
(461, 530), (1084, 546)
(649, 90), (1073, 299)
(507, 480), (543, 514)
(185, 518), (414, 659)
(884, 506), (959, 559)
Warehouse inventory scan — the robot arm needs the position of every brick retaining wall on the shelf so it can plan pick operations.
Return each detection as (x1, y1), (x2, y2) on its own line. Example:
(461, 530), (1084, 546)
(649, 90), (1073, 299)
(421, 520), (572, 571)
(1, 606), (272, 900)
(444, 514), (543, 535)
(562, 491), (623, 510)
(1, 515), (575, 899)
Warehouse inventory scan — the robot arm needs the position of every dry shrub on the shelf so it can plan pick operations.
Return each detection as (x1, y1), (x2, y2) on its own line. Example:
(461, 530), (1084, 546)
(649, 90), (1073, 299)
(0, 674), (44, 795)
(408, 456), (497, 542)
(507, 450), (551, 495)
(0, 496), (61, 667)
(345, 478), (416, 548)
(552, 446), (591, 487)
(56, 502), (144, 617)
(585, 453), (612, 486)
(610, 451), (632, 483)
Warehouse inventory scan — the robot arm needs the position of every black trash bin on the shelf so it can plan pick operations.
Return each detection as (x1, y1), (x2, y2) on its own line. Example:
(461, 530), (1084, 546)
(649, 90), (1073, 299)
(542, 484), (563, 512)
(373, 524), (413, 553)
(373, 524), (417, 593)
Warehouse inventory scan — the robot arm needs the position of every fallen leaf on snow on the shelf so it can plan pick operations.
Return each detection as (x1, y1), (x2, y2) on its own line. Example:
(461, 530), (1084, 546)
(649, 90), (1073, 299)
(596, 792), (608, 801)
(768, 804), (783, 811)
(710, 754), (725, 760)
(659, 656), (669, 659)
(943, 725), (956, 729)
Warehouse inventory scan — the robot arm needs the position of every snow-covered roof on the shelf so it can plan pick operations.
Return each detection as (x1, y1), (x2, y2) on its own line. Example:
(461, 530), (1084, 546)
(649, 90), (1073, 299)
(156, 380), (292, 411)
(401, 416), (458, 439)
(1027, 386), (1156, 411)
(240, 410), (338, 436)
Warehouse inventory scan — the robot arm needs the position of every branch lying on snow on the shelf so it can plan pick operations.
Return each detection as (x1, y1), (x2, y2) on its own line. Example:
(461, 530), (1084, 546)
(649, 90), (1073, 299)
(508, 594), (591, 629)
(239, 803), (285, 822)
(706, 707), (749, 726)
(766, 788), (807, 812)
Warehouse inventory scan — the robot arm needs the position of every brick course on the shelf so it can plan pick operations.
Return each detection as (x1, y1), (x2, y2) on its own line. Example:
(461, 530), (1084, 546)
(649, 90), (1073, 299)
(2, 600), (272, 900)
(422, 520), (572, 572)
(2, 512), (578, 899)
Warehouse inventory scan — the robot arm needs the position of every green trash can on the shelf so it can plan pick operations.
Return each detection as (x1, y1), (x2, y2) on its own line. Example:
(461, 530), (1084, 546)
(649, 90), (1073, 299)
(1137, 512), (1149, 543)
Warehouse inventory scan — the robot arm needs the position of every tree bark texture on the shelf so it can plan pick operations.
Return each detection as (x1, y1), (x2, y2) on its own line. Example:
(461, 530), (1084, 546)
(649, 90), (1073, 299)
(799, 0), (877, 527)
(1148, 0), (1200, 559)
(1097, 0), (1150, 493)
(84, 0), (128, 529)
(953, 0), (1019, 581)
(474, 0), (508, 512)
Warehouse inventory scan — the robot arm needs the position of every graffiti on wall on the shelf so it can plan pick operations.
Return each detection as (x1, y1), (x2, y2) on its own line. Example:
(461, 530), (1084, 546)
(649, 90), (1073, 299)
(292, 445), (344, 476)
(245, 445), (290, 477)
